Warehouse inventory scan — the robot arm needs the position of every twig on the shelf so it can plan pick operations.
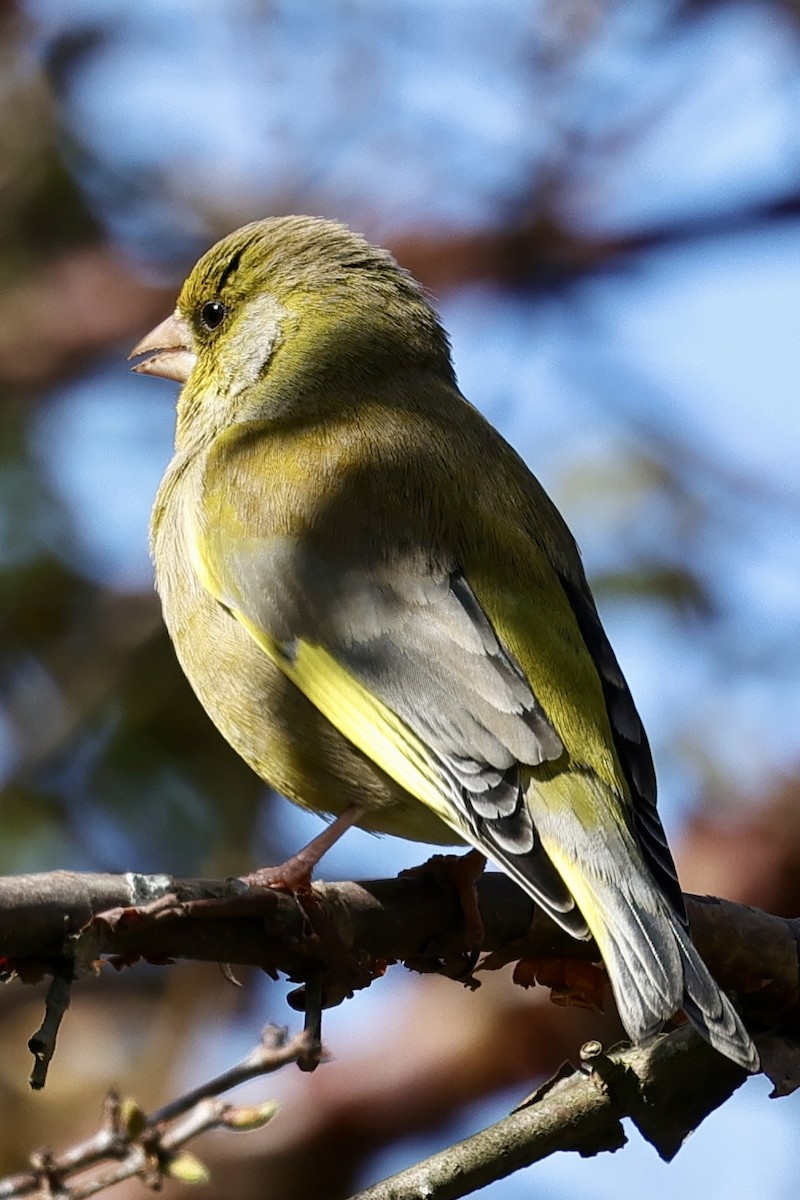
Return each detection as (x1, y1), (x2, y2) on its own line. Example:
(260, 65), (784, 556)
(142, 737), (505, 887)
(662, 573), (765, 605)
(27, 962), (74, 1090)
(0, 1026), (316, 1199)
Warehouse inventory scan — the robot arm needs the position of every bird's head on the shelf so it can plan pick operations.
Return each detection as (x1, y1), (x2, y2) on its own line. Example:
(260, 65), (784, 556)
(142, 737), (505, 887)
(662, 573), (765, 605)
(130, 216), (454, 447)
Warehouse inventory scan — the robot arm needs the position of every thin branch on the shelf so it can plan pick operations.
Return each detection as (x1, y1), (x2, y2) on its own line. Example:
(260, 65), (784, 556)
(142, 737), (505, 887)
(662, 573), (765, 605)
(27, 960), (74, 1090)
(348, 1027), (750, 1199)
(0, 1025), (316, 1200)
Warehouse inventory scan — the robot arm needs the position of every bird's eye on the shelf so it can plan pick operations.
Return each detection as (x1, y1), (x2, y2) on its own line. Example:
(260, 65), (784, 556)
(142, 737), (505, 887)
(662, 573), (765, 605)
(200, 300), (227, 331)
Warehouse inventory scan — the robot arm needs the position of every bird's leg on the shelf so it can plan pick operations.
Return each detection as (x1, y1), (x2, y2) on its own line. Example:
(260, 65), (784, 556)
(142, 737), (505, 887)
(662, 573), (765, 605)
(242, 806), (375, 1044)
(240, 805), (365, 893)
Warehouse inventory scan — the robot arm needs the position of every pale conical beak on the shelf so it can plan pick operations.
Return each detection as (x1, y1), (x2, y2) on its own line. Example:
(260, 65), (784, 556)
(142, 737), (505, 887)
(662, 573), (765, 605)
(129, 312), (197, 383)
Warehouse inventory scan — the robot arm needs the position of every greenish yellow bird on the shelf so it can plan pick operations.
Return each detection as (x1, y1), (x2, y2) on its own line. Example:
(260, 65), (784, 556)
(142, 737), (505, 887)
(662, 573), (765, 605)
(131, 216), (757, 1072)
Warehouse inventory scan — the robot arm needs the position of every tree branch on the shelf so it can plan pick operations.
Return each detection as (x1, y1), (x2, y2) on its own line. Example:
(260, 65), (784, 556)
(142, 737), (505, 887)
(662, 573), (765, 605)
(0, 1025), (316, 1199)
(0, 868), (795, 1005)
(1, 868), (799, 1195)
(348, 1027), (750, 1199)
(1, 867), (798, 1087)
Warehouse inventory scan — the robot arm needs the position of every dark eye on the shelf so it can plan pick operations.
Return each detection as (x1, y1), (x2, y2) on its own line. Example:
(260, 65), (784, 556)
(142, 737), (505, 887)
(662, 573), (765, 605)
(200, 300), (227, 331)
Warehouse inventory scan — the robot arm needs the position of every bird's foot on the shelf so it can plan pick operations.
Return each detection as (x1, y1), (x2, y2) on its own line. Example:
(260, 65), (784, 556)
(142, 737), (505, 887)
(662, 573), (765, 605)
(240, 805), (366, 894)
(400, 849), (487, 969)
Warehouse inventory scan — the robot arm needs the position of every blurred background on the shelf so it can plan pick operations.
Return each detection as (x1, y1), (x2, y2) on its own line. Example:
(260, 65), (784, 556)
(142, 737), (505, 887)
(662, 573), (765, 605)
(1, 0), (799, 1195)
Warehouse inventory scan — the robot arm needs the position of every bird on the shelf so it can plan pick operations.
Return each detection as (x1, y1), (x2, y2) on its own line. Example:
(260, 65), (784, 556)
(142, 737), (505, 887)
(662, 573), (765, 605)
(130, 215), (758, 1072)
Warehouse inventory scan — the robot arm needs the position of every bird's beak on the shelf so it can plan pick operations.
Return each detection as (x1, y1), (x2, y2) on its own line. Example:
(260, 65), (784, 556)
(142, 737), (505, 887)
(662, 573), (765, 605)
(129, 312), (197, 383)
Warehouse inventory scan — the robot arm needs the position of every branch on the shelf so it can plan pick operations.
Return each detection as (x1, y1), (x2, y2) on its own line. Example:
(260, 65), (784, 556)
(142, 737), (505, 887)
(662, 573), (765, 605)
(1, 867), (798, 1086)
(0, 868), (795, 1004)
(348, 1027), (749, 1199)
(0, 1025), (316, 1200)
(1, 869), (798, 1195)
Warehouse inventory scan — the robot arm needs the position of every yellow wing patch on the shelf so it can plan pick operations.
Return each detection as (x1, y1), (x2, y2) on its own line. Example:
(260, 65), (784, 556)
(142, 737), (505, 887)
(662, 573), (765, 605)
(540, 841), (609, 954)
(183, 501), (460, 827)
(233, 610), (461, 830)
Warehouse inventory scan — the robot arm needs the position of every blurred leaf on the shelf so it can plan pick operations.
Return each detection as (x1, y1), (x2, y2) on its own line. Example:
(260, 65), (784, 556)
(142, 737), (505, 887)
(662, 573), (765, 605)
(165, 1150), (211, 1186)
(0, 783), (72, 873)
(0, 556), (93, 649)
(120, 1095), (147, 1138)
(0, 29), (98, 280)
(591, 563), (716, 620)
(223, 1100), (279, 1132)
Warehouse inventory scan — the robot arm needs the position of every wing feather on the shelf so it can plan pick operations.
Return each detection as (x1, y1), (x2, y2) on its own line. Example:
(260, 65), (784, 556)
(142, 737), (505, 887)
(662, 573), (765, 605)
(556, 573), (686, 924)
(208, 535), (587, 934)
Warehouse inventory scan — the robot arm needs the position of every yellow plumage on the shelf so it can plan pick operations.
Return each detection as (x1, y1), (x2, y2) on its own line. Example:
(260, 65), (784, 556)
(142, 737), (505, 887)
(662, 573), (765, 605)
(132, 216), (757, 1072)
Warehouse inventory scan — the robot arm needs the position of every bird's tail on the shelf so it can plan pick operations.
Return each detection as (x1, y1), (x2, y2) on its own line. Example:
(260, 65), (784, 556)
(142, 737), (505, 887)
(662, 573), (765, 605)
(511, 778), (759, 1073)
(571, 865), (758, 1072)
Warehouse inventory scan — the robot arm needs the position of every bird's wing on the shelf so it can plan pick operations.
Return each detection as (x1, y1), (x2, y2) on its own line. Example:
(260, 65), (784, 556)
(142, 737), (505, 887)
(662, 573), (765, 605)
(189, 408), (682, 938)
(553, 572), (686, 922)
(193, 522), (591, 934)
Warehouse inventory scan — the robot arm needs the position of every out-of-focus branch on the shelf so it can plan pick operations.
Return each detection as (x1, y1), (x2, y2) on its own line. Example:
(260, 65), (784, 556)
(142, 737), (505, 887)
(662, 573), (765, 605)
(390, 194), (800, 293)
(9, 183), (800, 393)
(0, 1025), (314, 1200)
(348, 1027), (750, 1199)
(0, 245), (172, 389)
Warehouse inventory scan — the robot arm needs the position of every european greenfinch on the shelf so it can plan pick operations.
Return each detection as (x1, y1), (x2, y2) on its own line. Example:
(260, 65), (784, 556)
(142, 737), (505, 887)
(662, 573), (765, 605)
(131, 216), (757, 1072)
